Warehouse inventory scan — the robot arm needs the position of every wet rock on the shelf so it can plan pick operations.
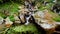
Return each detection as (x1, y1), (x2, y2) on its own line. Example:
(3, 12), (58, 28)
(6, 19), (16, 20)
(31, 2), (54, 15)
(24, 1), (30, 8)
(18, 5), (24, 9)
(33, 11), (44, 23)
(19, 8), (29, 15)
(40, 19), (48, 24)
(19, 14), (26, 24)
(43, 9), (55, 24)
(55, 22), (60, 25)
(5, 17), (13, 28)
(38, 19), (56, 34)
(33, 13), (41, 23)
(32, 10), (57, 34)
(14, 14), (21, 24)
(18, 8), (29, 23)
(0, 16), (4, 24)
(40, 22), (56, 29)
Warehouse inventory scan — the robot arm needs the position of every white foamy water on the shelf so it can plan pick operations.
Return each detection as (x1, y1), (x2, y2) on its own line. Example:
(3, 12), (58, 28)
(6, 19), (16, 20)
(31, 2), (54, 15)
(53, 0), (57, 3)
(25, 15), (31, 25)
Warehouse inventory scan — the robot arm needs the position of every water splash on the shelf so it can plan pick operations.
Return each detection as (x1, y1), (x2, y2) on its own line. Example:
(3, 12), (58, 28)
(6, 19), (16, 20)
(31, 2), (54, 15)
(25, 15), (31, 25)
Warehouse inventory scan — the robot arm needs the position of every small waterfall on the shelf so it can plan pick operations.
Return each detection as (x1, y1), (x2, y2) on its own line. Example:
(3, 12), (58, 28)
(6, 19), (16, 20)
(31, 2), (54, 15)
(25, 17), (30, 25)
(24, 0), (34, 25)
(25, 15), (31, 25)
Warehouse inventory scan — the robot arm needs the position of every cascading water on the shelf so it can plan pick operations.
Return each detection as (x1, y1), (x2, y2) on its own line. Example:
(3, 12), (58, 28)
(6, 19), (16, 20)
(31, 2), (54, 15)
(25, 15), (31, 25)
(24, 0), (35, 25)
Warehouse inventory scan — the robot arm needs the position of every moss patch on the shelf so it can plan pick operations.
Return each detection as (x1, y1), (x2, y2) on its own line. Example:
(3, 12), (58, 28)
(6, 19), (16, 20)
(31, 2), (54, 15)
(0, 2), (20, 18)
(6, 23), (41, 34)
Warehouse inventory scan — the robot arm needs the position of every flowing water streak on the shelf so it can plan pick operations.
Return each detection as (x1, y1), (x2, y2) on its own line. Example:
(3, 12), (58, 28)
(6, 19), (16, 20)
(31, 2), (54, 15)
(25, 15), (31, 25)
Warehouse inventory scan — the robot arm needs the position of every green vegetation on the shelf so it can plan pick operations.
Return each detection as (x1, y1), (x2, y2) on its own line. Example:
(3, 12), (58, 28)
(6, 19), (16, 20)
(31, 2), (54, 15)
(49, 10), (60, 22)
(0, 2), (20, 19)
(53, 16), (60, 22)
(0, 0), (60, 34)
(6, 23), (41, 34)
(39, 2), (60, 22)
(9, 15), (15, 22)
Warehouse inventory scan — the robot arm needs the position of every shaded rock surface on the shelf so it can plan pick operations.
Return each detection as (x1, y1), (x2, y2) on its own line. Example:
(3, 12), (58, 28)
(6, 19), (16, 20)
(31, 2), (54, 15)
(0, 16), (4, 24)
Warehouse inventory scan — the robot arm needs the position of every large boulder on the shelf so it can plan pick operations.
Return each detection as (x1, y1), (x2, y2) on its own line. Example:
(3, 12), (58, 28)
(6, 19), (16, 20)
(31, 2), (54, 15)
(43, 9), (55, 24)
(33, 11), (44, 23)
(33, 10), (57, 34)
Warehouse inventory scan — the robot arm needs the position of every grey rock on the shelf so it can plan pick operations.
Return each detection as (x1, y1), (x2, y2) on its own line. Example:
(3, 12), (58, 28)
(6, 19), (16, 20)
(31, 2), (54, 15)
(0, 16), (4, 24)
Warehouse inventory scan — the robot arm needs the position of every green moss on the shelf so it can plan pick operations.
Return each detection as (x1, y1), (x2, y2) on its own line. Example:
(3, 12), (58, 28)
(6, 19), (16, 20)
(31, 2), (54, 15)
(49, 11), (60, 22)
(0, 2), (20, 17)
(6, 23), (41, 34)
(53, 17), (60, 22)
(9, 15), (15, 22)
